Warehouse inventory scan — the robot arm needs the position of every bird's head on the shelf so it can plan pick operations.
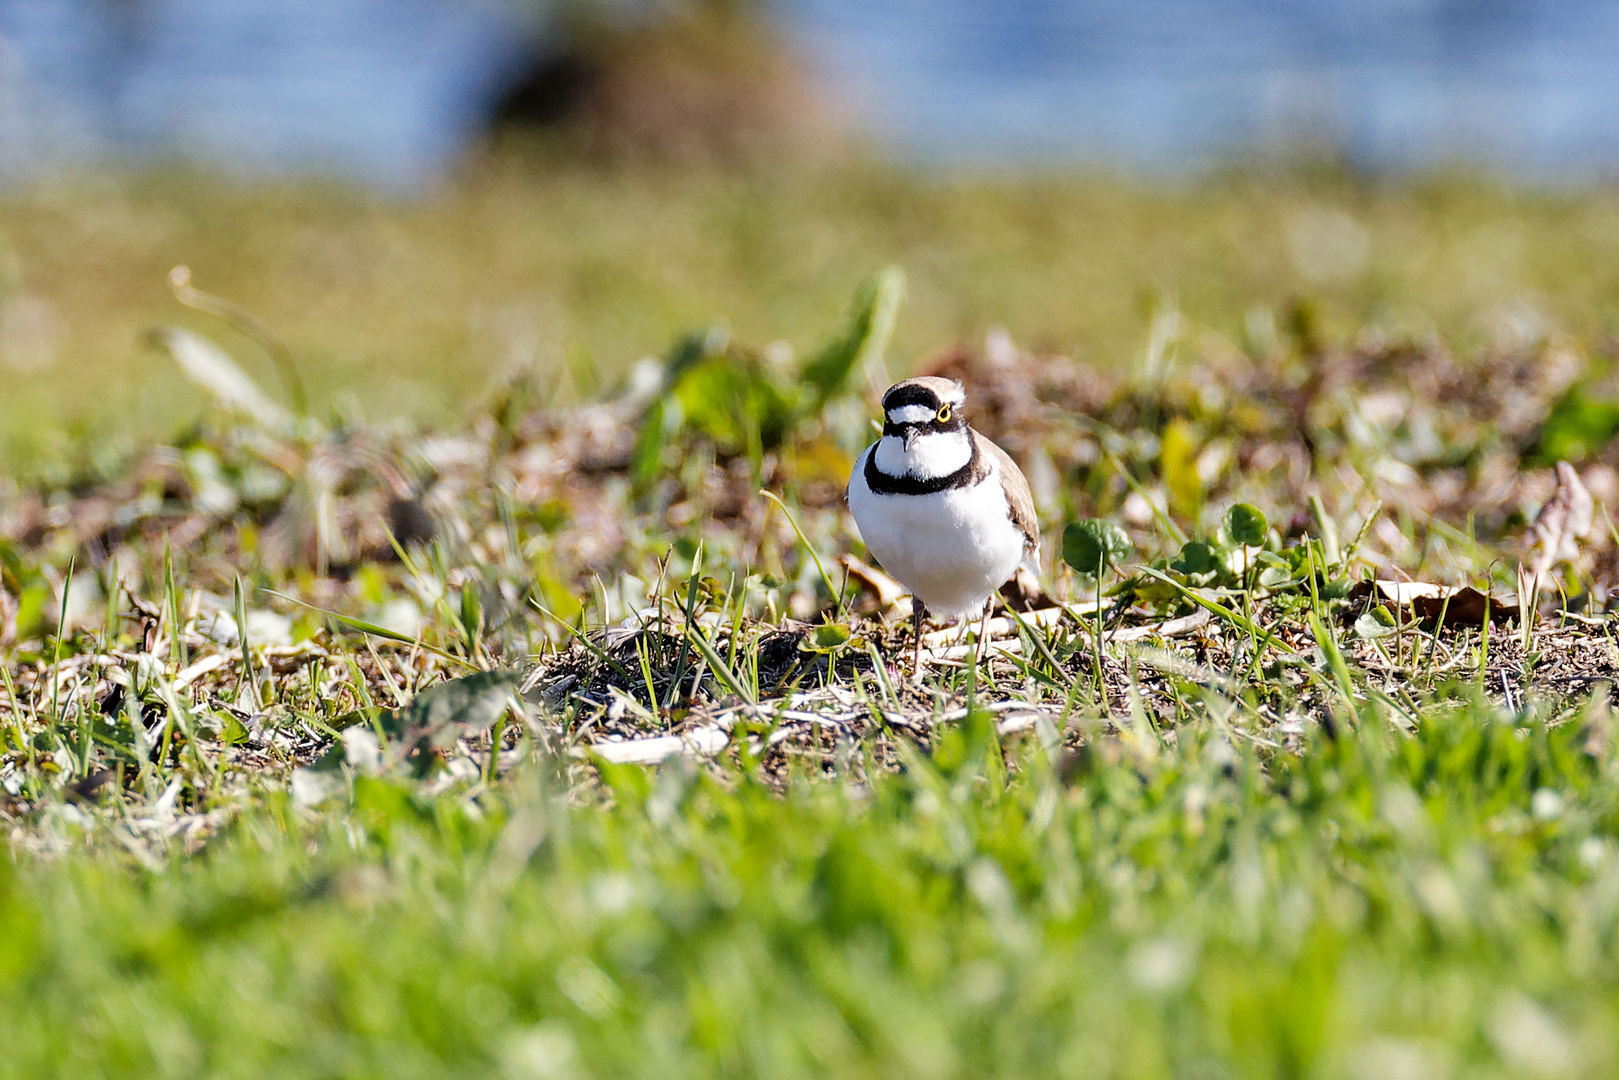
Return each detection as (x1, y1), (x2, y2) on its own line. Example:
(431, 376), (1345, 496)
(873, 377), (971, 479)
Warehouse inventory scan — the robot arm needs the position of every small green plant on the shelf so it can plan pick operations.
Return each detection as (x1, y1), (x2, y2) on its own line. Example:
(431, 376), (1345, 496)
(1061, 518), (1134, 691)
(1061, 517), (1135, 586)
(1531, 385), (1619, 465)
(631, 268), (905, 487)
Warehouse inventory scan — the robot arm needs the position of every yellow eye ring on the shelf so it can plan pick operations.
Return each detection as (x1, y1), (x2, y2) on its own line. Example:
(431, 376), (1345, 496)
(936, 404), (953, 423)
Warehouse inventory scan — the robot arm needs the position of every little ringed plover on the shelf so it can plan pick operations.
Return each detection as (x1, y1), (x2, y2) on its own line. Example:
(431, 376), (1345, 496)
(846, 376), (1039, 669)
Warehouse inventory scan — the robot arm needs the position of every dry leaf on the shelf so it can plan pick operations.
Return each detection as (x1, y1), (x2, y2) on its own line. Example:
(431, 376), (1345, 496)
(1109, 607), (1213, 642)
(838, 554), (907, 615)
(149, 326), (293, 431)
(1527, 460), (1596, 594)
(1350, 579), (1516, 627)
(998, 565), (1050, 611)
(918, 604), (1209, 657)
(587, 725), (730, 766)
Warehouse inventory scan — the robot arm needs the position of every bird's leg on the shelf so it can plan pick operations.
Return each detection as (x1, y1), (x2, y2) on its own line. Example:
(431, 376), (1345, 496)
(910, 600), (928, 680)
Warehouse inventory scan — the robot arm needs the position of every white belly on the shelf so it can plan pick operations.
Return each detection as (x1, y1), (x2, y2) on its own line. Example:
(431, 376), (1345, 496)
(847, 446), (1028, 617)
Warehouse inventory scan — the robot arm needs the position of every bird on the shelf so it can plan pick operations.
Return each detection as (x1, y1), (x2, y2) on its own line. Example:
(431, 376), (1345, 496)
(846, 376), (1040, 673)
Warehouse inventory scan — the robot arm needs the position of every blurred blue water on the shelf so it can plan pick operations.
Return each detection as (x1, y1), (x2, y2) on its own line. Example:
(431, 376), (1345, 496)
(782, 0), (1619, 174)
(3, 0), (1619, 182)
(0, 0), (530, 185)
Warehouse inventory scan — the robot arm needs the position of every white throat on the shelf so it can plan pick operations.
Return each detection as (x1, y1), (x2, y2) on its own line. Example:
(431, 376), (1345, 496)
(873, 430), (972, 480)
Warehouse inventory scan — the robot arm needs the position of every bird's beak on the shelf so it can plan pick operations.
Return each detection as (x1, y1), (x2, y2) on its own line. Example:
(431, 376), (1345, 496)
(903, 428), (919, 452)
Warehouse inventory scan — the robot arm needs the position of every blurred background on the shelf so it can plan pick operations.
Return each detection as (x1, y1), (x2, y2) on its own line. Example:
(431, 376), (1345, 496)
(1, 0), (1617, 473)
(10, 0), (1619, 180)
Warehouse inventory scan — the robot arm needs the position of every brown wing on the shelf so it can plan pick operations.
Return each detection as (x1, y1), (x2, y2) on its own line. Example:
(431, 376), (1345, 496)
(972, 430), (1040, 555)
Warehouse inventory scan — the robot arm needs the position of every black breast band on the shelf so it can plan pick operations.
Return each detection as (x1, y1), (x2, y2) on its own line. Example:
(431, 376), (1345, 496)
(863, 433), (989, 495)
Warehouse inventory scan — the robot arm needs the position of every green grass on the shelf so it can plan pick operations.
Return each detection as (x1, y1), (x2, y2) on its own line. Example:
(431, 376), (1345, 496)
(5, 155), (1619, 1077)
(6, 702), (1619, 1079)
(4, 156), (1619, 472)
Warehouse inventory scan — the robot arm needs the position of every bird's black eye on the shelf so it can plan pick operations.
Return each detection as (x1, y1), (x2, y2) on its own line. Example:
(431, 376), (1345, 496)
(936, 404), (952, 423)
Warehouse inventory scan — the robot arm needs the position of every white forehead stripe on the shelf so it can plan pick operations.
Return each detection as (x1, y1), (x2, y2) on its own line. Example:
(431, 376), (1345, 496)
(887, 404), (937, 423)
(942, 383), (965, 405)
